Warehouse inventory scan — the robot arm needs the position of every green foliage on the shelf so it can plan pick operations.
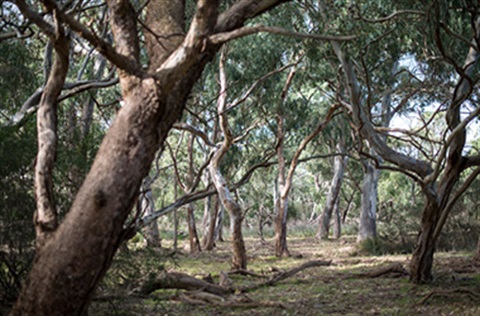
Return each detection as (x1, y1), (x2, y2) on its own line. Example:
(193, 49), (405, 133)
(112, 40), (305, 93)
(0, 122), (36, 307)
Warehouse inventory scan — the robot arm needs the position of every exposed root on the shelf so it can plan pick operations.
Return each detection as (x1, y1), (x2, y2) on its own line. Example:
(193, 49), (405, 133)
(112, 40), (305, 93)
(416, 288), (480, 305)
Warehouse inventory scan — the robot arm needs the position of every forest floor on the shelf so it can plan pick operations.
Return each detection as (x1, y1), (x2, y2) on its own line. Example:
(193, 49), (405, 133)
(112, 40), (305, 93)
(90, 236), (480, 316)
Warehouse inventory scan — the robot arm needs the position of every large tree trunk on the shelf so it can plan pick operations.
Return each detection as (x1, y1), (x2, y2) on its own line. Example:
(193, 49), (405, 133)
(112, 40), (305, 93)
(12, 1), (290, 313)
(357, 159), (379, 242)
(318, 144), (345, 239)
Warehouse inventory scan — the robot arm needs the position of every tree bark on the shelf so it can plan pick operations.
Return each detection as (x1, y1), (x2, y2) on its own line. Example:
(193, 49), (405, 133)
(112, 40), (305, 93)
(332, 197), (341, 239)
(410, 16), (480, 283)
(204, 194), (219, 250)
(12, 0), (291, 313)
(318, 144), (346, 239)
(274, 113), (290, 257)
(357, 158), (379, 242)
(33, 11), (69, 249)
(187, 203), (202, 253)
(209, 49), (247, 269)
(139, 179), (161, 248)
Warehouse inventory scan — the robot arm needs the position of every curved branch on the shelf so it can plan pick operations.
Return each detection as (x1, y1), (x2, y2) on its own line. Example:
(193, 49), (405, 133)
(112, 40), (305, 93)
(209, 24), (358, 45)
(33, 7), (70, 248)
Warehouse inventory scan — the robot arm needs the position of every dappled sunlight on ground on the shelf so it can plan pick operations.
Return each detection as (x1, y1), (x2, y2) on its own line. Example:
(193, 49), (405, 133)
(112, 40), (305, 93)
(90, 237), (480, 316)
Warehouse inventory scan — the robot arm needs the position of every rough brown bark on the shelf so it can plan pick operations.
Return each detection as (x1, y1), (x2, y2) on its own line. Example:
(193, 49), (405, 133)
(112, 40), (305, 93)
(11, 0), (293, 314)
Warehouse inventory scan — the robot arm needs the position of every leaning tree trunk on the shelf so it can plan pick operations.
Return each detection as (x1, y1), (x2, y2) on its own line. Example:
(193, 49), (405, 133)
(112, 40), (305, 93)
(409, 197), (439, 283)
(318, 144), (345, 239)
(11, 1), (290, 314)
(357, 159), (379, 242)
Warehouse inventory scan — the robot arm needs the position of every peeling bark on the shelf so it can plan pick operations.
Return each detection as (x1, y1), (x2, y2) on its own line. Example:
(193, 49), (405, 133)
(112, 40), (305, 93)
(208, 49), (246, 269)
(33, 9), (69, 249)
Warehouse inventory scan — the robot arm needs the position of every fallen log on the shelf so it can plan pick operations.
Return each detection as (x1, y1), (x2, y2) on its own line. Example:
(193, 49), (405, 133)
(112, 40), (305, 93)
(139, 270), (232, 296)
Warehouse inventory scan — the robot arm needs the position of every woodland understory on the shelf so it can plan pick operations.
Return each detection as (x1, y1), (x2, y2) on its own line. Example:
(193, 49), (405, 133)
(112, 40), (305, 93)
(1, 0), (480, 315)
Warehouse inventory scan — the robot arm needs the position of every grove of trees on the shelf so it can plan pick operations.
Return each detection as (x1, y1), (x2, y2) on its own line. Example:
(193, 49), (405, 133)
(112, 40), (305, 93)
(1, 0), (479, 315)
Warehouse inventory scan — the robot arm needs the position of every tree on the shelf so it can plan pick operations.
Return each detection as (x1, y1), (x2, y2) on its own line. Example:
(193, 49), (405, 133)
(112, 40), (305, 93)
(326, 2), (480, 283)
(318, 142), (347, 239)
(9, 1), (292, 314)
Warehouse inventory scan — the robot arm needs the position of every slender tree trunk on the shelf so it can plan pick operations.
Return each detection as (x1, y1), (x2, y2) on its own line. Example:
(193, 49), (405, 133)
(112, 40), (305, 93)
(204, 194), (219, 250)
(332, 198), (341, 239)
(357, 159), (379, 242)
(139, 180), (161, 248)
(215, 204), (224, 242)
(318, 144), (345, 239)
(173, 175), (179, 251)
(209, 49), (247, 269)
(187, 203), (201, 253)
(274, 114), (290, 257)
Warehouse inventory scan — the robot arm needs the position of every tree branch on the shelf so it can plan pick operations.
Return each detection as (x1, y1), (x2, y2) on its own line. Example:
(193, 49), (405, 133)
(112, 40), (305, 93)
(209, 24), (358, 45)
(33, 6), (70, 248)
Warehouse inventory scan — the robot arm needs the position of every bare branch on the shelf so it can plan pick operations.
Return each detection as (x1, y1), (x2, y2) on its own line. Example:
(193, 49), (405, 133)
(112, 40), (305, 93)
(33, 7), (70, 248)
(173, 122), (216, 147)
(354, 8), (426, 24)
(209, 24), (358, 45)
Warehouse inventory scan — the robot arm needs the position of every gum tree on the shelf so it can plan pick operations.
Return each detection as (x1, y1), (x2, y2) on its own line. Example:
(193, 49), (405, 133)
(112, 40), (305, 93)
(8, 0), (294, 314)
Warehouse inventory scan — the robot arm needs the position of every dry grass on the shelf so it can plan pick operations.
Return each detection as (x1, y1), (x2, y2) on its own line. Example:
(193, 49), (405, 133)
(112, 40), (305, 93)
(90, 237), (480, 316)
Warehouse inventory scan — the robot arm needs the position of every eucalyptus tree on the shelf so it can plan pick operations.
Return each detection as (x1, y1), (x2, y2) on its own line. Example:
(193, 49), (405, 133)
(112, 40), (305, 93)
(317, 117), (348, 239)
(314, 0), (480, 283)
(6, 0), (304, 314)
